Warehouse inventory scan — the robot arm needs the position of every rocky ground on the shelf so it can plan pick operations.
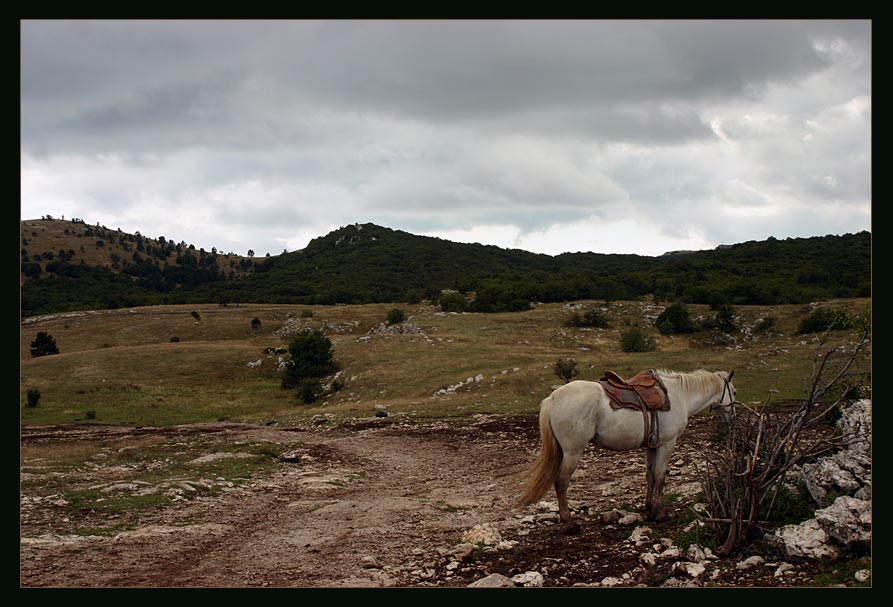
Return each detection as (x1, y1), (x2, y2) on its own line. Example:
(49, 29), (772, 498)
(20, 413), (870, 589)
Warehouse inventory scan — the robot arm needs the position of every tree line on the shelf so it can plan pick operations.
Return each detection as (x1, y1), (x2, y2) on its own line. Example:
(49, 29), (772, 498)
(21, 222), (871, 317)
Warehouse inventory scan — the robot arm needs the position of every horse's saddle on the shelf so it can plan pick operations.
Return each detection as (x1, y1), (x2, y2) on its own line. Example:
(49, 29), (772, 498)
(599, 370), (670, 412)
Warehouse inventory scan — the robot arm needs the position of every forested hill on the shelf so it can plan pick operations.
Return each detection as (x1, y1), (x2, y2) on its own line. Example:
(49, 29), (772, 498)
(20, 219), (871, 317)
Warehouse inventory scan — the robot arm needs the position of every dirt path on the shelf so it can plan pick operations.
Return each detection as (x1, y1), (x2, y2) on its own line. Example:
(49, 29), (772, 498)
(20, 416), (837, 588)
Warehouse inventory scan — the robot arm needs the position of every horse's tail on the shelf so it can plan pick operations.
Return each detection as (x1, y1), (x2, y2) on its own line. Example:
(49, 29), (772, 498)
(519, 396), (563, 507)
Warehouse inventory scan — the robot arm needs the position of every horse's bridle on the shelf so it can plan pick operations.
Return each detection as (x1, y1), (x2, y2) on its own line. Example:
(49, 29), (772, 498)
(710, 370), (740, 417)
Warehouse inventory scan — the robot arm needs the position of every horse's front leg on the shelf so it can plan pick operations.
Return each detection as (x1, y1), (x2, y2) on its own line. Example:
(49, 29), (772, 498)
(644, 440), (676, 521)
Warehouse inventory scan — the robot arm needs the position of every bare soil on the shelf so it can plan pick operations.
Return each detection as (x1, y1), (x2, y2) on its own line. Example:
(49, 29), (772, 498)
(20, 415), (847, 588)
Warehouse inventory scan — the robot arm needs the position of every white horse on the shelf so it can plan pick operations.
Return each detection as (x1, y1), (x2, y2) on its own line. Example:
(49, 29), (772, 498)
(520, 369), (737, 533)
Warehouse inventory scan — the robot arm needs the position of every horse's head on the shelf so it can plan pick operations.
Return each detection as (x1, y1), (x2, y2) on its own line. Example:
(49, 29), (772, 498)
(710, 370), (738, 423)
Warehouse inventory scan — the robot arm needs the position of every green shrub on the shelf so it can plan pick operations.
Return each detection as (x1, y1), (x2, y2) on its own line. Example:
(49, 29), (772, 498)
(299, 378), (323, 404)
(568, 307), (609, 328)
(554, 358), (579, 383)
(655, 303), (695, 335)
(621, 327), (657, 352)
(386, 308), (406, 325)
(190, 310), (201, 321)
(30, 331), (59, 357)
(281, 329), (339, 392)
(169, 336), (180, 342)
(85, 410), (97, 420)
(26, 388), (41, 408)
(798, 308), (853, 334)
(715, 303), (738, 333)
(301, 309), (314, 318)
(439, 292), (466, 313)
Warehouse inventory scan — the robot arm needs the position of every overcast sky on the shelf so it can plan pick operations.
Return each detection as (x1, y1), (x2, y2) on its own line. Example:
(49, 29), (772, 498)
(21, 19), (871, 257)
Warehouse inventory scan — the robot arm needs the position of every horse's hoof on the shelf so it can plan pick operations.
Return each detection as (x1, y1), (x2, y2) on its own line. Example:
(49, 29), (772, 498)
(562, 522), (581, 535)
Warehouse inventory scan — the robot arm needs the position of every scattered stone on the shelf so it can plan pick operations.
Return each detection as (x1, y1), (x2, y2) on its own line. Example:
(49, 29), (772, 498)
(189, 452), (254, 465)
(814, 496), (871, 549)
(461, 523), (501, 546)
(629, 526), (652, 546)
(512, 571), (544, 587)
(774, 563), (795, 577)
(736, 555), (764, 570)
(598, 576), (623, 587)
(674, 561), (706, 578)
(686, 544), (707, 562)
(854, 569), (871, 583)
(766, 519), (839, 560)
(450, 543), (476, 561)
(468, 573), (515, 588)
(601, 508), (643, 525)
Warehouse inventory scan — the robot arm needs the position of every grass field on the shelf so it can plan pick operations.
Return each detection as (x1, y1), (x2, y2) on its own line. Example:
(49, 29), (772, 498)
(20, 298), (871, 427)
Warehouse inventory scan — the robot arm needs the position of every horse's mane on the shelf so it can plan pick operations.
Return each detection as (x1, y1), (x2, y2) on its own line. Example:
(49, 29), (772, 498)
(653, 368), (722, 397)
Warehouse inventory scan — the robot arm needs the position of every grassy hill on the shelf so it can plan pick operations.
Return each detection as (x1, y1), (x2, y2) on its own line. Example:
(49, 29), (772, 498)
(21, 219), (871, 317)
(20, 297), (871, 428)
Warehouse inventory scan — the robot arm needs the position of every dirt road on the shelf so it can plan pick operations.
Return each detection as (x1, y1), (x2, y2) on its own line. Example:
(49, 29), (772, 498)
(20, 415), (835, 588)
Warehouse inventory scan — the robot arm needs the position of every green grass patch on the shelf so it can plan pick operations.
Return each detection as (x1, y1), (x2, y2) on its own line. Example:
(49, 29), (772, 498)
(811, 556), (871, 587)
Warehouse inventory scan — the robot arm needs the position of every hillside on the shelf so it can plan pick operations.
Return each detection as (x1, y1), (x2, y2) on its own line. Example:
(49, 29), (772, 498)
(20, 218), (871, 317)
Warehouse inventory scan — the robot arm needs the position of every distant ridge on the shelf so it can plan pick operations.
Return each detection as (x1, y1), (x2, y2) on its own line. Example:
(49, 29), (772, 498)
(21, 218), (871, 317)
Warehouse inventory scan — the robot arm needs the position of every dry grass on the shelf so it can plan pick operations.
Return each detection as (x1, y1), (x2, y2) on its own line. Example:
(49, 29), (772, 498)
(20, 298), (870, 427)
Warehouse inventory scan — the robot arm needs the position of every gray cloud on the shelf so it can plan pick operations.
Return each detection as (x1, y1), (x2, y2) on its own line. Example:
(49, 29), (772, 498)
(20, 19), (871, 256)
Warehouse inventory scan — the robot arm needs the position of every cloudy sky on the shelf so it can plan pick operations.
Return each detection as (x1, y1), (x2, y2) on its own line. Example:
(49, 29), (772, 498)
(21, 19), (871, 257)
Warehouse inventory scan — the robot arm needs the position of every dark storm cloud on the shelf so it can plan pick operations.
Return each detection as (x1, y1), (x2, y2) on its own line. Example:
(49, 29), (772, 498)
(20, 19), (871, 256)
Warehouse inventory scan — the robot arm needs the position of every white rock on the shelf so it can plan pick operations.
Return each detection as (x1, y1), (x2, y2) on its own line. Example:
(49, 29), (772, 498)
(814, 495), (872, 549)
(640, 552), (658, 567)
(619, 512), (644, 525)
(686, 544), (707, 562)
(767, 519), (839, 560)
(629, 526), (653, 546)
(736, 555), (764, 570)
(674, 561), (706, 578)
(774, 563), (795, 577)
(854, 569), (871, 583)
(511, 571), (544, 587)
(598, 576), (623, 587)
(468, 573), (515, 588)
(461, 523), (502, 546)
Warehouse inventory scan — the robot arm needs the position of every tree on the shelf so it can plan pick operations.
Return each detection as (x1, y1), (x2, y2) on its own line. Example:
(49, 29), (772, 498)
(386, 308), (406, 325)
(281, 329), (339, 403)
(26, 389), (41, 408)
(620, 327), (657, 353)
(439, 292), (466, 313)
(30, 332), (59, 357)
(655, 302), (695, 335)
(715, 303), (738, 333)
(191, 310), (201, 321)
(251, 317), (262, 333)
(247, 249), (255, 258)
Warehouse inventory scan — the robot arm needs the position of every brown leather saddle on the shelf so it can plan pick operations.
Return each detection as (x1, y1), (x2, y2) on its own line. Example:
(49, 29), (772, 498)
(598, 370), (670, 448)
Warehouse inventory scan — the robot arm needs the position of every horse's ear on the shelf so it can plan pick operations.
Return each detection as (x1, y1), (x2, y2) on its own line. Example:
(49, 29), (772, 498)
(727, 369), (735, 381)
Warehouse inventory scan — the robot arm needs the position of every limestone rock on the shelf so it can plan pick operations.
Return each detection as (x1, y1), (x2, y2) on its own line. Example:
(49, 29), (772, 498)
(461, 523), (501, 546)
(766, 519), (839, 560)
(814, 495), (871, 549)
(511, 571), (544, 587)
(468, 573), (515, 588)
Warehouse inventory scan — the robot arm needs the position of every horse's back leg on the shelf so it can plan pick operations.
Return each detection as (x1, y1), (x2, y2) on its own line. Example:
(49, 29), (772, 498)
(645, 439), (676, 521)
(555, 450), (583, 534)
